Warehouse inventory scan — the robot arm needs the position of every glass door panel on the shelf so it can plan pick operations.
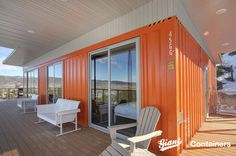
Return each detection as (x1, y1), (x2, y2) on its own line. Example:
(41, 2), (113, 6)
(28, 72), (32, 96)
(54, 63), (63, 102)
(91, 51), (109, 128)
(34, 69), (38, 94)
(89, 38), (139, 137)
(47, 63), (63, 103)
(26, 69), (38, 97)
(23, 72), (27, 97)
(110, 43), (137, 136)
(47, 65), (54, 103)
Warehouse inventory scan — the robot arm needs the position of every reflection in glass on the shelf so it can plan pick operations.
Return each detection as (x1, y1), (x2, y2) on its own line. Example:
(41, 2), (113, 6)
(89, 41), (138, 137)
(47, 62), (63, 103)
(28, 72), (31, 96)
(23, 72), (27, 97)
(48, 65), (54, 103)
(34, 69), (38, 94)
(91, 51), (108, 128)
(54, 63), (63, 101)
(26, 69), (38, 97)
(110, 43), (137, 136)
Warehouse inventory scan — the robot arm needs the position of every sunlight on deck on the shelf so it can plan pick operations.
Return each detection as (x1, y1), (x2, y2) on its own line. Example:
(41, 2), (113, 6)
(3, 149), (20, 156)
(181, 115), (236, 156)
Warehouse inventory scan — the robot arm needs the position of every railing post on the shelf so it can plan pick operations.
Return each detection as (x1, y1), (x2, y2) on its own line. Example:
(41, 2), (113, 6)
(8, 88), (10, 99)
(117, 90), (119, 104)
(102, 89), (105, 104)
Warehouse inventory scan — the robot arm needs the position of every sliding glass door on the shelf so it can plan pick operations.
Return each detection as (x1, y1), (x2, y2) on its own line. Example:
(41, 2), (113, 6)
(90, 51), (109, 128)
(89, 38), (140, 136)
(26, 69), (38, 97)
(47, 62), (63, 103)
(23, 72), (28, 97)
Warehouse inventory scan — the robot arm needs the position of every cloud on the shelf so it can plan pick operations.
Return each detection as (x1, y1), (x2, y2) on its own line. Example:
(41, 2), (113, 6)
(97, 59), (107, 64)
(0, 55), (6, 60)
(0, 47), (20, 71)
(111, 60), (118, 65)
(97, 59), (117, 65)
(0, 58), (21, 70)
(0, 63), (20, 70)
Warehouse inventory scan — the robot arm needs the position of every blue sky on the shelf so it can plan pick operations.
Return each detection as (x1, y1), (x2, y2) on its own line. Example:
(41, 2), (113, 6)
(91, 49), (136, 82)
(0, 47), (23, 76)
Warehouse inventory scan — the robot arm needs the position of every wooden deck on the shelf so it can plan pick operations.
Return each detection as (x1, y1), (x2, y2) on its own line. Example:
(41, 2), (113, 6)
(1, 100), (236, 156)
(0, 100), (110, 156)
(182, 115), (236, 156)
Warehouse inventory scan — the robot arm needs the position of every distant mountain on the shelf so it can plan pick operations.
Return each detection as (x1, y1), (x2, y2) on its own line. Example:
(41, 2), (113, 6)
(0, 76), (23, 88)
(0, 76), (136, 89)
(91, 80), (136, 90)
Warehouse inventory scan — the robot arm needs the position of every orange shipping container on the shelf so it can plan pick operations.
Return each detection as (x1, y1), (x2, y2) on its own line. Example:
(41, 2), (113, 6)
(30, 16), (217, 156)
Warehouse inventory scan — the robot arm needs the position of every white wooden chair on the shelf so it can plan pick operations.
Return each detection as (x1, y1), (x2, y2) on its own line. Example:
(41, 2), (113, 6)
(36, 98), (80, 136)
(17, 94), (39, 113)
(100, 107), (162, 156)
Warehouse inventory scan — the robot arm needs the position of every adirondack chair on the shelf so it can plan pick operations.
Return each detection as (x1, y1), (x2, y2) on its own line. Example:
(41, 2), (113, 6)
(100, 107), (162, 156)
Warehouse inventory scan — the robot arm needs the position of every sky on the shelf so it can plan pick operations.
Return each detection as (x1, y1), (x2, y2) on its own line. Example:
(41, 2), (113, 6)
(0, 47), (23, 76)
(91, 49), (136, 82)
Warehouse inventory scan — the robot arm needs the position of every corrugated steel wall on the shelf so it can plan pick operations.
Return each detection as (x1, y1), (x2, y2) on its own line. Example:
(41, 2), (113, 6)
(38, 66), (47, 104)
(63, 52), (88, 126)
(35, 16), (217, 156)
(175, 20), (217, 154)
(140, 18), (178, 156)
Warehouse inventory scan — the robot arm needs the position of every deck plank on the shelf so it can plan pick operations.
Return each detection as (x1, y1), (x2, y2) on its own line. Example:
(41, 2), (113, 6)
(0, 101), (110, 156)
(182, 115), (236, 156)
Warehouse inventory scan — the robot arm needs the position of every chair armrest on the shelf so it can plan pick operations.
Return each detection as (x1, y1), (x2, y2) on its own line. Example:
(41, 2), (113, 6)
(37, 104), (56, 113)
(109, 123), (137, 140)
(109, 123), (137, 131)
(128, 130), (162, 153)
(57, 109), (80, 116)
(128, 130), (162, 143)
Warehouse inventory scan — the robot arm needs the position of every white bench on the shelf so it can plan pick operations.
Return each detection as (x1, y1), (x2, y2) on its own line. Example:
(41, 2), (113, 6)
(17, 94), (39, 113)
(37, 98), (80, 136)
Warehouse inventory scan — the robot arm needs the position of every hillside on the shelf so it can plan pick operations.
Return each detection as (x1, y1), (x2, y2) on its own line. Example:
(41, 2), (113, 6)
(0, 76), (23, 88)
(91, 80), (136, 90)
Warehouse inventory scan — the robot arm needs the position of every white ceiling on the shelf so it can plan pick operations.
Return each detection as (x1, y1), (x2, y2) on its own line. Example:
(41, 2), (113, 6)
(0, 0), (151, 66)
(182, 0), (236, 63)
(2, 0), (235, 66)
